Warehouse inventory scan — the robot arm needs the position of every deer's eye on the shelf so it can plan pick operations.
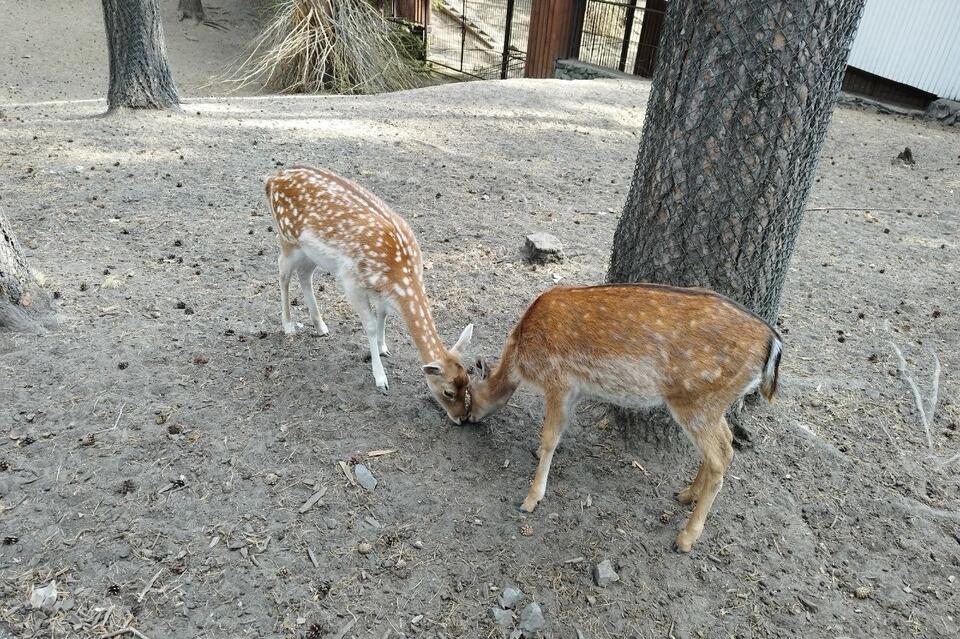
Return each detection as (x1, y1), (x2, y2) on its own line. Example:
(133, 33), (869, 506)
(443, 389), (455, 400)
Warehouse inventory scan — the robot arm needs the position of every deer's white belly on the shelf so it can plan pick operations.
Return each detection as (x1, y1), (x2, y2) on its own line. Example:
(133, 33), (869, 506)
(299, 234), (356, 278)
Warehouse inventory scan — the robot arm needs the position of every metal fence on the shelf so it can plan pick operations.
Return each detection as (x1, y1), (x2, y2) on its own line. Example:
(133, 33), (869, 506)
(428, 0), (533, 79)
(579, 0), (665, 75)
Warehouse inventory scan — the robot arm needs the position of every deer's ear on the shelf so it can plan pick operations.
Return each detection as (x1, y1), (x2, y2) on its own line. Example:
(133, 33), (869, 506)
(422, 362), (443, 377)
(452, 324), (473, 354)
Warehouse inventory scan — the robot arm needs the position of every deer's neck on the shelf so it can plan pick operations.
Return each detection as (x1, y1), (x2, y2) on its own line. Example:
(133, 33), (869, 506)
(397, 283), (445, 364)
(475, 335), (521, 415)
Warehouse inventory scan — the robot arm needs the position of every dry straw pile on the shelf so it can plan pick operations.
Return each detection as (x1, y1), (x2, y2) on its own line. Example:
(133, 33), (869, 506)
(230, 0), (423, 94)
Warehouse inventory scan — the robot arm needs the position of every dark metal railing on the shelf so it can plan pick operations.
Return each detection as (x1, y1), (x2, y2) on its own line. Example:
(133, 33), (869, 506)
(428, 0), (533, 80)
(580, 0), (665, 75)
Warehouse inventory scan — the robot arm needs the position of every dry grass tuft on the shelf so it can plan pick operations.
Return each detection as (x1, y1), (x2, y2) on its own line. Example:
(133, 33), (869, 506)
(226, 0), (424, 95)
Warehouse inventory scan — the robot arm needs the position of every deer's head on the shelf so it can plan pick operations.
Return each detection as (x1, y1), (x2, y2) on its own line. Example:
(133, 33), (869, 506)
(422, 324), (473, 424)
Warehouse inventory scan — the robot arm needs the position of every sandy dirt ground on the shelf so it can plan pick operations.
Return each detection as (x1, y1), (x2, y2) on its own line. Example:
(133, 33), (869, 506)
(0, 0), (262, 104)
(2, 3), (960, 639)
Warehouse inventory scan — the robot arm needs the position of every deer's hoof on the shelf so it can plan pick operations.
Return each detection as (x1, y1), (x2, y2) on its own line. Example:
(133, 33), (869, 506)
(519, 497), (539, 513)
(673, 532), (695, 554)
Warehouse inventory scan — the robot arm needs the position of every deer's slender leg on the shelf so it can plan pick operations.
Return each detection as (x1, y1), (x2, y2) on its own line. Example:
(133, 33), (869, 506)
(520, 387), (576, 512)
(670, 407), (734, 553)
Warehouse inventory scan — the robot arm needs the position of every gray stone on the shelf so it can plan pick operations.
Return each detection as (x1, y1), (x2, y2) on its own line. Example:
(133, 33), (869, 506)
(518, 603), (545, 637)
(498, 586), (524, 609)
(925, 98), (960, 125)
(353, 464), (378, 491)
(594, 559), (620, 587)
(521, 233), (564, 264)
(488, 607), (513, 627)
(553, 58), (634, 81)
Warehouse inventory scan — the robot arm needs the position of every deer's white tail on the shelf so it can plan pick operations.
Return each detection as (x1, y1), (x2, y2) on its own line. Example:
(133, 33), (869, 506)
(759, 334), (783, 402)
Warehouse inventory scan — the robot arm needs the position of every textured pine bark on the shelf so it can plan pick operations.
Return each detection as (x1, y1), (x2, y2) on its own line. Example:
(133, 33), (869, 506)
(0, 212), (55, 332)
(607, 0), (865, 444)
(102, 0), (179, 110)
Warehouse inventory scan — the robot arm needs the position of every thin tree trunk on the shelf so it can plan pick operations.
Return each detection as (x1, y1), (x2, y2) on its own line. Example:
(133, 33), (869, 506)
(101, 0), (179, 111)
(0, 212), (55, 332)
(177, 0), (205, 23)
(607, 0), (865, 444)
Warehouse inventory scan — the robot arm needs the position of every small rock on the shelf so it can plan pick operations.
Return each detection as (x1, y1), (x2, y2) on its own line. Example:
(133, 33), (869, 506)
(489, 607), (513, 627)
(325, 517), (339, 530)
(353, 464), (377, 491)
(518, 603), (545, 637)
(29, 581), (58, 610)
(227, 539), (246, 551)
(521, 233), (564, 264)
(263, 473), (279, 485)
(499, 586), (524, 609)
(357, 541), (373, 555)
(895, 147), (915, 165)
(594, 560), (620, 587)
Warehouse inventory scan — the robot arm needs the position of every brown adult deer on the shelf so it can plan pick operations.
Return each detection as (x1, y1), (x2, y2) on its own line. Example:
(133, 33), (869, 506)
(265, 166), (473, 422)
(467, 284), (782, 552)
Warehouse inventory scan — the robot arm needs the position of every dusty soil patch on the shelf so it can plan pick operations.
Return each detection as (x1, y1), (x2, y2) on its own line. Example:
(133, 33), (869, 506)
(1, 0), (262, 103)
(1, 79), (959, 638)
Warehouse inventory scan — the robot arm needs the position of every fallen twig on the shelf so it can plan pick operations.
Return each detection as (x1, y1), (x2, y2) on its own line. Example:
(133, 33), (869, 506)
(890, 342), (936, 449)
(298, 486), (327, 513)
(137, 569), (163, 603)
(95, 402), (126, 435)
(332, 618), (358, 639)
(101, 627), (152, 639)
(941, 451), (960, 468)
(929, 350), (941, 426)
(805, 206), (948, 213)
(307, 547), (319, 568)
(338, 461), (356, 486)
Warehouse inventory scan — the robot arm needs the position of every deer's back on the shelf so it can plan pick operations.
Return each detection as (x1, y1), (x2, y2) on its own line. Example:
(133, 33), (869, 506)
(512, 285), (776, 406)
(266, 166), (422, 295)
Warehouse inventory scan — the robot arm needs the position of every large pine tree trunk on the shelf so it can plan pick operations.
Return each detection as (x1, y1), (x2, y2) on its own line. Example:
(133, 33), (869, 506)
(101, 0), (179, 111)
(607, 0), (865, 443)
(0, 212), (55, 332)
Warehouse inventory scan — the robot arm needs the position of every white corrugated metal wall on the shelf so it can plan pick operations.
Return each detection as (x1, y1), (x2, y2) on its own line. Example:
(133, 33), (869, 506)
(847, 0), (960, 100)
